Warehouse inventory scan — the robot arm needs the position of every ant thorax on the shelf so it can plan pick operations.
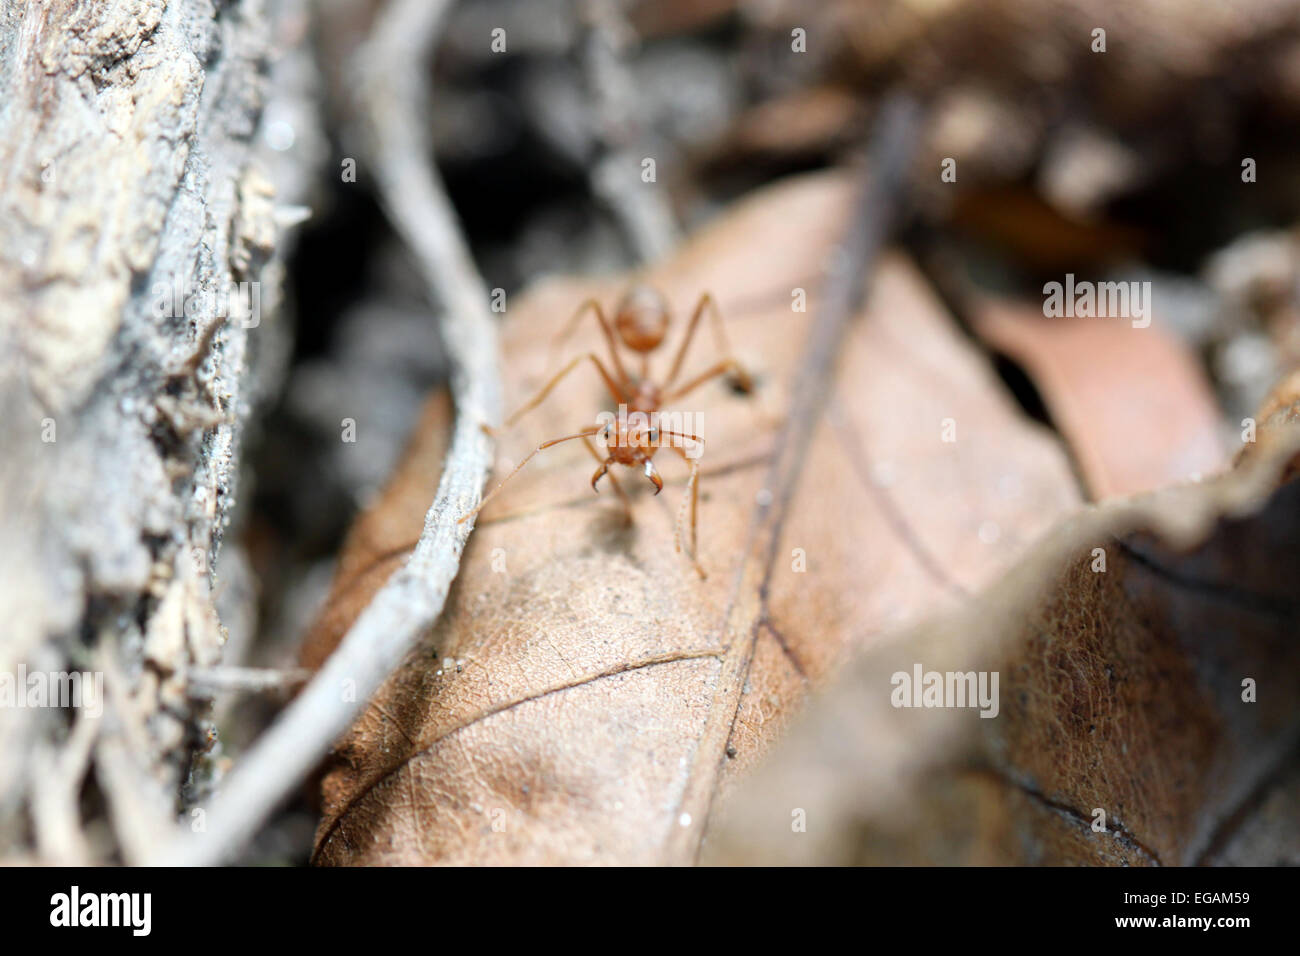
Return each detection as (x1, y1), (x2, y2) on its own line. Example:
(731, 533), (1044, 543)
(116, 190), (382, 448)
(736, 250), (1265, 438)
(628, 380), (661, 412)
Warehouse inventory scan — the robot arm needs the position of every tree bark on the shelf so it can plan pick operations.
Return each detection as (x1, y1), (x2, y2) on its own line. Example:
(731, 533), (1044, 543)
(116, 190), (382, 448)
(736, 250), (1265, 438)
(0, 0), (316, 862)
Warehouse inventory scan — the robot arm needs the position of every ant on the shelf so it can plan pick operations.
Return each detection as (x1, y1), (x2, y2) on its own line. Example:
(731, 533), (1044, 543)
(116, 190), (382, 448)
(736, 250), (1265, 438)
(459, 285), (754, 579)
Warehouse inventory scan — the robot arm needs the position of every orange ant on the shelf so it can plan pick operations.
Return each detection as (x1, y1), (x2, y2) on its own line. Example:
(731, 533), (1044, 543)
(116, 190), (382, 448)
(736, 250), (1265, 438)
(459, 285), (753, 578)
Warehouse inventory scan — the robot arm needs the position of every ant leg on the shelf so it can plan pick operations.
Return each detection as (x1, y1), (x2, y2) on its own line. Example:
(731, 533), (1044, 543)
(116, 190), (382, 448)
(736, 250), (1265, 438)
(662, 292), (754, 394)
(648, 430), (707, 578)
(490, 352), (626, 436)
(582, 436), (632, 522)
(459, 426), (601, 523)
(670, 444), (705, 580)
(663, 359), (752, 404)
(550, 298), (633, 391)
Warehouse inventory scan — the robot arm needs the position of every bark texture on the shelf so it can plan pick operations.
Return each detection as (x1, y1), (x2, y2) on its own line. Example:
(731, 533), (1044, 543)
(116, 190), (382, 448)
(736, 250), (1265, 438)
(0, 0), (313, 862)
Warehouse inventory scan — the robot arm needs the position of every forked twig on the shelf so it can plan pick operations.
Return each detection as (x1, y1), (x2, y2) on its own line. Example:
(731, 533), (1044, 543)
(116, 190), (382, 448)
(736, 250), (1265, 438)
(146, 0), (502, 866)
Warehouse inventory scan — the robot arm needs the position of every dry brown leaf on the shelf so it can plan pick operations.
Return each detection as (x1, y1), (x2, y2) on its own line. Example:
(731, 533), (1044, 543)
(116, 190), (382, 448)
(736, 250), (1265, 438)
(973, 298), (1227, 497)
(703, 405), (1300, 865)
(304, 170), (1083, 864)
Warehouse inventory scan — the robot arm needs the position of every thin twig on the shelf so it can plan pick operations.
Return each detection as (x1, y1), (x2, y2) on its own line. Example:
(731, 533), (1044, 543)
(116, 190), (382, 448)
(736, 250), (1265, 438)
(756, 95), (923, 594)
(95, 644), (176, 866)
(186, 666), (312, 696)
(664, 93), (923, 863)
(28, 707), (98, 865)
(578, 0), (679, 261)
(146, 0), (502, 865)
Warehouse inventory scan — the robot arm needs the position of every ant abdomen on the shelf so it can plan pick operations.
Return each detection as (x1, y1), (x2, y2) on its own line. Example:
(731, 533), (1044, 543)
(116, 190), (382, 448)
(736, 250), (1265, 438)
(614, 284), (670, 353)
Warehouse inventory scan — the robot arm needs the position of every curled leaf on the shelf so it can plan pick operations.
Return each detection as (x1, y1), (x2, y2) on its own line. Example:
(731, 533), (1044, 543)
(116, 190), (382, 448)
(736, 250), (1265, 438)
(703, 413), (1300, 865)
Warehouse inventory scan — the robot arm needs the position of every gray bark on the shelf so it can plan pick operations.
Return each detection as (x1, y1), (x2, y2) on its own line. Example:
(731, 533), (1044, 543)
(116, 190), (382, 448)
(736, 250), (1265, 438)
(0, 0), (318, 862)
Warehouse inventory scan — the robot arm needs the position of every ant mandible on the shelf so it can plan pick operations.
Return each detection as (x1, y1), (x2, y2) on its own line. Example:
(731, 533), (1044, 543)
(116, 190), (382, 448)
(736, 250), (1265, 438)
(459, 285), (753, 579)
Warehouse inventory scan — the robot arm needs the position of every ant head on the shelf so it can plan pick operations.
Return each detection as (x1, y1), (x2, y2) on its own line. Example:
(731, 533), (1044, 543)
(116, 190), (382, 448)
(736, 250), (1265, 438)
(614, 285), (670, 353)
